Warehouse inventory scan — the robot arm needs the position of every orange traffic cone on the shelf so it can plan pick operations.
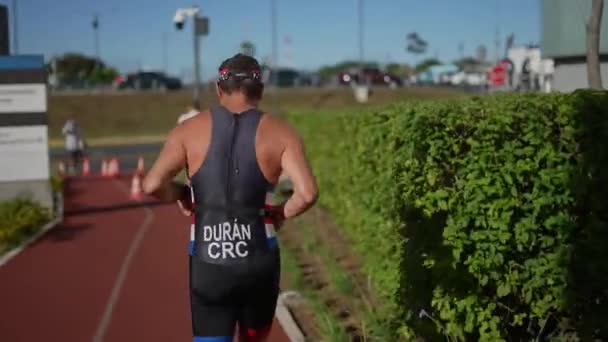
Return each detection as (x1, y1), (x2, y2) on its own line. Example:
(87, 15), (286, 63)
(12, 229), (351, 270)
(101, 159), (109, 177)
(108, 158), (120, 177)
(136, 156), (145, 175)
(82, 157), (91, 176)
(113, 158), (121, 177)
(108, 158), (116, 177)
(58, 161), (66, 177)
(130, 173), (143, 200)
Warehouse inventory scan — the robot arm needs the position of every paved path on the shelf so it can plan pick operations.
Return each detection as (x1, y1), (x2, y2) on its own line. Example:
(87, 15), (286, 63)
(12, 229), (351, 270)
(0, 176), (290, 342)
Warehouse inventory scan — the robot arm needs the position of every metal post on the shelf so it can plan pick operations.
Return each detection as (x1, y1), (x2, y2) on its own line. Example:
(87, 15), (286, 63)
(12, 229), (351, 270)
(358, 0), (365, 84)
(162, 32), (168, 74)
(358, 0), (364, 66)
(271, 0), (278, 82)
(270, 0), (279, 111)
(12, 0), (17, 54)
(93, 14), (100, 62)
(192, 14), (201, 105)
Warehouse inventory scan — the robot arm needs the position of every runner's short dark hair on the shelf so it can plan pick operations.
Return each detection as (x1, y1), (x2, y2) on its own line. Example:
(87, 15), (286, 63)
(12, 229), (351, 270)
(217, 53), (264, 100)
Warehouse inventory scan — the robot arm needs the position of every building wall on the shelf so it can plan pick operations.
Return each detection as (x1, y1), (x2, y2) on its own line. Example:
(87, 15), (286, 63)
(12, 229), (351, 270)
(542, 0), (608, 58)
(0, 180), (54, 210)
(553, 62), (608, 92)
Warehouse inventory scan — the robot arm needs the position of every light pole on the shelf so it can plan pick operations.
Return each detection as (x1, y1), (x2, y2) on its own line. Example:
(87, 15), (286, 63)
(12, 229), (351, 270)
(162, 32), (168, 74)
(358, 0), (364, 67)
(92, 13), (100, 62)
(357, 0), (365, 85)
(174, 6), (208, 106)
(12, 0), (17, 54)
(271, 0), (278, 81)
(269, 0), (280, 113)
(192, 13), (201, 103)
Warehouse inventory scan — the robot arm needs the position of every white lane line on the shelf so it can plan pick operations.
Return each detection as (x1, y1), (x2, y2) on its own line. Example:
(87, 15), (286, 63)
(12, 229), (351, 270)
(92, 179), (155, 342)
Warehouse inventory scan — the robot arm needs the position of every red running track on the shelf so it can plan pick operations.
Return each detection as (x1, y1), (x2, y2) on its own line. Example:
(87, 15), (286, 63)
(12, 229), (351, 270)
(0, 177), (290, 342)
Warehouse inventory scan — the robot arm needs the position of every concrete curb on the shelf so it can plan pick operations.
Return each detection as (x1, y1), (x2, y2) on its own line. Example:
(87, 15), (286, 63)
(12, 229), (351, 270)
(0, 193), (64, 268)
(0, 216), (62, 268)
(276, 291), (306, 342)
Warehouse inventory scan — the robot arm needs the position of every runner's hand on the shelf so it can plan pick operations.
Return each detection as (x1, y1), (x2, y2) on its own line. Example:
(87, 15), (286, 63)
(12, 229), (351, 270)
(177, 199), (194, 216)
(177, 184), (194, 216)
(270, 205), (286, 231)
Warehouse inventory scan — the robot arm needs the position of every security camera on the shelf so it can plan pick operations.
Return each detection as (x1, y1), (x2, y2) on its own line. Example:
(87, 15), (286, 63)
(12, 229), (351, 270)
(173, 7), (200, 30)
(174, 11), (186, 30)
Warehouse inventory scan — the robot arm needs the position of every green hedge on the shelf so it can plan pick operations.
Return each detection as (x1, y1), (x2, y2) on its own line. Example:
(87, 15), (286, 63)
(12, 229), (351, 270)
(288, 90), (608, 341)
(0, 199), (51, 253)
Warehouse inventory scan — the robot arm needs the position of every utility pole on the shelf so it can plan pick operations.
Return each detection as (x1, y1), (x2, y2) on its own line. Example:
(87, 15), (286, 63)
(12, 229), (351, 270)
(12, 0), (17, 54)
(270, 0), (279, 112)
(192, 12), (201, 103)
(93, 13), (100, 62)
(162, 32), (169, 74)
(174, 6), (208, 106)
(494, 26), (500, 63)
(358, 0), (364, 76)
(271, 0), (278, 84)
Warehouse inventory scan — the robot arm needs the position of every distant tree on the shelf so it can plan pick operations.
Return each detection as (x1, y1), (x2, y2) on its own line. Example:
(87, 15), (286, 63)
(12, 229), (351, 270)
(240, 41), (256, 57)
(54, 53), (118, 86)
(56, 53), (100, 81)
(406, 32), (428, 71)
(88, 66), (119, 84)
(587, 0), (604, 89)
(406, 32), (428, 55)
(386, 63), (413, 76)
(415, 58), (441, 73)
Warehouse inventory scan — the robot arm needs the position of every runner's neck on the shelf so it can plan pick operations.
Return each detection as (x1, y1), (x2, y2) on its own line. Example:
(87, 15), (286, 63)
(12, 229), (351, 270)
(219, 98), (259, 115)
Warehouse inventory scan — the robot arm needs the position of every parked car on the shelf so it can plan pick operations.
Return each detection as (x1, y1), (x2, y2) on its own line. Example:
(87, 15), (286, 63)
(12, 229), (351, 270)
(118, 71), (182, 91)
(338, 67), (403, 87)
(264, 68), (321, 87)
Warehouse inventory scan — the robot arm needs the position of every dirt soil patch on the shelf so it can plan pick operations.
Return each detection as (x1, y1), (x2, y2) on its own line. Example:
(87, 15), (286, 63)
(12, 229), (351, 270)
(278, 205), (385, 341)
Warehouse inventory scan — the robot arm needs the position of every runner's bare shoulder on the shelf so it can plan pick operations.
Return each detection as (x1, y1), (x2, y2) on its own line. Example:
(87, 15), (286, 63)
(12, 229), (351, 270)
(259, 113), (302, 149)
(178, 110), (210, 132)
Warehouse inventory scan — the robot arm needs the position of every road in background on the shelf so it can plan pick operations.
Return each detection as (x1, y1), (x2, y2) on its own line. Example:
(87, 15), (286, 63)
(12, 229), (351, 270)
(50, 143), (163, 174)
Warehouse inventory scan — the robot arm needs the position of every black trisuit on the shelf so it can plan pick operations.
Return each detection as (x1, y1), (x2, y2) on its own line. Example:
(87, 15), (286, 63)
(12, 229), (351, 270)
(188, 105), (280, 342)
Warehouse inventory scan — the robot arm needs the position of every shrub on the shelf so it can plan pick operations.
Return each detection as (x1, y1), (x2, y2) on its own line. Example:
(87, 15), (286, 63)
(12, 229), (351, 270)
(0, 198), (50, 253)
(288, 90), (608, 341)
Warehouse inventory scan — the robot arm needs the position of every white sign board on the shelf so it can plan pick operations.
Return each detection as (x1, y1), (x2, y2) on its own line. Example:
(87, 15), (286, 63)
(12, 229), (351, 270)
(0, 84), (47, 113)
(0, 125), (50, 181)
(0, 56), (49, 184)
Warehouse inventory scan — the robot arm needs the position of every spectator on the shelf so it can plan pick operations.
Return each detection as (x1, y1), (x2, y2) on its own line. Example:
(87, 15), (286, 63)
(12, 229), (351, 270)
(177, 101), (201, 125)
(61, 117), (84, 174)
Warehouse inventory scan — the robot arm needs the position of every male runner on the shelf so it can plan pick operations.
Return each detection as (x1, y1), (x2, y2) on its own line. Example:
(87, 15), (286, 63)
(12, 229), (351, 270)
(143, 53), (318, 342)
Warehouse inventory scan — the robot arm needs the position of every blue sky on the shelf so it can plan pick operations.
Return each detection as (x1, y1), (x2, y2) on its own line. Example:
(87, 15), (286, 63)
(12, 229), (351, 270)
(2, 0), (540, 81)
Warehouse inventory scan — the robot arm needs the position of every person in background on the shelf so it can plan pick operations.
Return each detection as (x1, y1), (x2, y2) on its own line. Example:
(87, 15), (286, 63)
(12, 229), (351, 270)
(177, 101), (201, 125)
(61, 117), (84, 174)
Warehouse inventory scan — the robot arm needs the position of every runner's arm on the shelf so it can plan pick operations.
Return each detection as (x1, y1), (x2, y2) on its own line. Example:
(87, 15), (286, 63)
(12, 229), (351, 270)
(142, 128), (188, 202)
(280, 126), (319, 219)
